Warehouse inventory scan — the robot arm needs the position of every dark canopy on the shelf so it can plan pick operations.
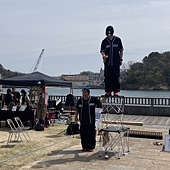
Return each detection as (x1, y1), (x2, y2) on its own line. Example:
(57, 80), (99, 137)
(0, 71), (72, 87)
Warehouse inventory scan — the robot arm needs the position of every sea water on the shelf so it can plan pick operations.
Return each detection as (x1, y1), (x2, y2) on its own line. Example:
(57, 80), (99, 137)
(2, 87), (170, 98)
(46, 87), (170, 98)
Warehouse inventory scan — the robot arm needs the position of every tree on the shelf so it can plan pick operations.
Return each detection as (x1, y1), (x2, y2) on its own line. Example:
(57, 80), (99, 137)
(121, 51), (170, 90)
(0, 63), (23, 79)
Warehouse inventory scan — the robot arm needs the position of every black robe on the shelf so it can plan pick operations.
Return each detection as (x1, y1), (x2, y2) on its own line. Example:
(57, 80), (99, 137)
(76, 96), (102, 149)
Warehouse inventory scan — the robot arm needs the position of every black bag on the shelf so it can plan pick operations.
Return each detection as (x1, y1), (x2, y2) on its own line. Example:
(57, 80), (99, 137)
(66, 122), (80, 135)
(35, 124), (44, 131)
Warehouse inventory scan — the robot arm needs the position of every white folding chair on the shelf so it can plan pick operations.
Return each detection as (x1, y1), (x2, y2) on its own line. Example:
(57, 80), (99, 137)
(14, 117), (31, 142)
(7, 119), (24, 146)
(99, 96), (130, 159)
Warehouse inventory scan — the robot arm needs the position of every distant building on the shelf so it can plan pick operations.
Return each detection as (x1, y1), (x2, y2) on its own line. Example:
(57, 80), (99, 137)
(80, 68), (104, 86)
(60, 74), (89, 88)
(54, 68), (104, 88)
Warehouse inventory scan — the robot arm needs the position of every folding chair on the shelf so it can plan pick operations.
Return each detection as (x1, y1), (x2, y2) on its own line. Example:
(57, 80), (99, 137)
(7, 119), (24, 146)
(101, 96), (125, 129)
(47, 98), (62, 124)
(99, 126), (130, 159)
(99, 96), (130, 159)
(14, 117), (31, 142)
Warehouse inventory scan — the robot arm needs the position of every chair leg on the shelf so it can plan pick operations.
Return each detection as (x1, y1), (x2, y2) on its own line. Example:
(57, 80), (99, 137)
(14, 133), (20, 142)
(7, 132), (23, 146)
(15, 132), (23, 146)
(7, 133), (12, 145)
(23, 131), (30, 142)
(25, 131), (31, 141)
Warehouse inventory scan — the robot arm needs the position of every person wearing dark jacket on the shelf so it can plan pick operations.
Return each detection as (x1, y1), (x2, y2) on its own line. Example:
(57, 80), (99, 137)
(100, 25), (124, 97)
(21, 89), (31, 111)
(75, 88), (102, 152)
(12, 87), (21, 105)
(5, 88), (13, 106)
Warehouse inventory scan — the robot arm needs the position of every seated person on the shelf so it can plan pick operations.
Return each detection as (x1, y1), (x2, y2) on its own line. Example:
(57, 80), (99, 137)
(8, 102), (16, 111)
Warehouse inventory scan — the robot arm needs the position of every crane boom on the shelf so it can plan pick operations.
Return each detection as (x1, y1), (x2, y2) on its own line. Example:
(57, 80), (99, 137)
(33, 49), (44, 72)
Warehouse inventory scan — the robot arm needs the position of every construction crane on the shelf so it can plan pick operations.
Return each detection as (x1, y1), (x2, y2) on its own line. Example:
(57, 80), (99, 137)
(30, 49), (45, 73)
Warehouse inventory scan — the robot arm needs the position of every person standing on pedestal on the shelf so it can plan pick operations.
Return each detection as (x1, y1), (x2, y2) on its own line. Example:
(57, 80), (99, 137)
(100, 25), (124, 97)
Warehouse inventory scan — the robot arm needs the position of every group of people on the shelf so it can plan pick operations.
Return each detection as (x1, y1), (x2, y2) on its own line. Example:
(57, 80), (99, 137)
(2, 87), (48, 126)
(1, 25), (123, 152)
(75, 25), (124, 152)
(4, 88), (30, 110)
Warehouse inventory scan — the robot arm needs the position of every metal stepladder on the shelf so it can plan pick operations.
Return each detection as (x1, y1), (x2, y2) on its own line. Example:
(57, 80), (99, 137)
(99, 95), (130, 159)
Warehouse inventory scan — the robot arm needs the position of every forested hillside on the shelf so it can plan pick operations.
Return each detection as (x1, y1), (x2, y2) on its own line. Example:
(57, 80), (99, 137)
(0, 64), (23, 79)
(121, 51), (170, 90)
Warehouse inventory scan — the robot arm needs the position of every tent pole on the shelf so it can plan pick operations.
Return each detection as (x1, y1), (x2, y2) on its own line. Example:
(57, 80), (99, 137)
(42, 86), (46, 128)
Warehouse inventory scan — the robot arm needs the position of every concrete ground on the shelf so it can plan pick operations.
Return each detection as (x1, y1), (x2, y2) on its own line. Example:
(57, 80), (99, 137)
(19, 115), (170, 170)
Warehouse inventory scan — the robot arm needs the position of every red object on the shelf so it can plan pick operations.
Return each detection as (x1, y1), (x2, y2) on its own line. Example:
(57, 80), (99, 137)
(82, 148), (86, 152)
(88, 149), (93, 152)
(114, 92), (118, 96)
(48, 112), (55, 119)
(105, 92), (111, 97)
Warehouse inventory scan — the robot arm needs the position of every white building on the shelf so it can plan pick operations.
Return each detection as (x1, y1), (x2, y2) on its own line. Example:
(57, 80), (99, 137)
(80, 68), (104, 86)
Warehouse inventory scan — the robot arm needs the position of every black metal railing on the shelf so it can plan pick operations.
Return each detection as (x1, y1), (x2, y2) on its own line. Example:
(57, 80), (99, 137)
(48, 95), (170, 107)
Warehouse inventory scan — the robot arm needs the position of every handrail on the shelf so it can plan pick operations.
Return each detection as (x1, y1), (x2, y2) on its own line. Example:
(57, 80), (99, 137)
(48, 95), (170, 107)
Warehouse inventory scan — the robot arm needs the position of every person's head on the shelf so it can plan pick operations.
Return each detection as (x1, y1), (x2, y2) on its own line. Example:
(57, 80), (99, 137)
(81, 88), (90, 100)
(7, 88), (11, 94)
(12, 87), (16, 92)
(21, 89), (26, 95)
(105, 25), (114, 37)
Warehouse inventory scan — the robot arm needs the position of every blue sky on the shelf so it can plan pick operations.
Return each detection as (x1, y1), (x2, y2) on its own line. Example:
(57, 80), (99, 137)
(0, 0), (170, 76)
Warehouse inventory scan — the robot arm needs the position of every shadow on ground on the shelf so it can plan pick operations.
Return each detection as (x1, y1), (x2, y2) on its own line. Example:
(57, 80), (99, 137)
(31, 148), (115, 169)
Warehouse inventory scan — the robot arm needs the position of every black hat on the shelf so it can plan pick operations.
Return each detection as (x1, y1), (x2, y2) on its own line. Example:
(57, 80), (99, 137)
(21, 89), (25, 93)
(81, 88), (90, 94)
(105, 25), (114, 36)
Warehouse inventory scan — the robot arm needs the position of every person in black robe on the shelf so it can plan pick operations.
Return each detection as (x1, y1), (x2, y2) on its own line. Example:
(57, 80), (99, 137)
(100, 25), (124, 97)
(75, 88), (102, 152)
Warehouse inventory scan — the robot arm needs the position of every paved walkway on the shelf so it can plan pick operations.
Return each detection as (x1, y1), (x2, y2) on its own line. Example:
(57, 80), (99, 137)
(20, 115), (170, 170)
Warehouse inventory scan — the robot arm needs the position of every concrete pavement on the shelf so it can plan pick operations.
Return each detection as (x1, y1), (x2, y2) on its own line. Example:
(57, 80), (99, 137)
(20, 115), (170, 170)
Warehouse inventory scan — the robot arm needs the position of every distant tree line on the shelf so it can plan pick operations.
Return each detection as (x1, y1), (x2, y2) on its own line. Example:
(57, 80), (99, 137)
(120, 51), (170, 90)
